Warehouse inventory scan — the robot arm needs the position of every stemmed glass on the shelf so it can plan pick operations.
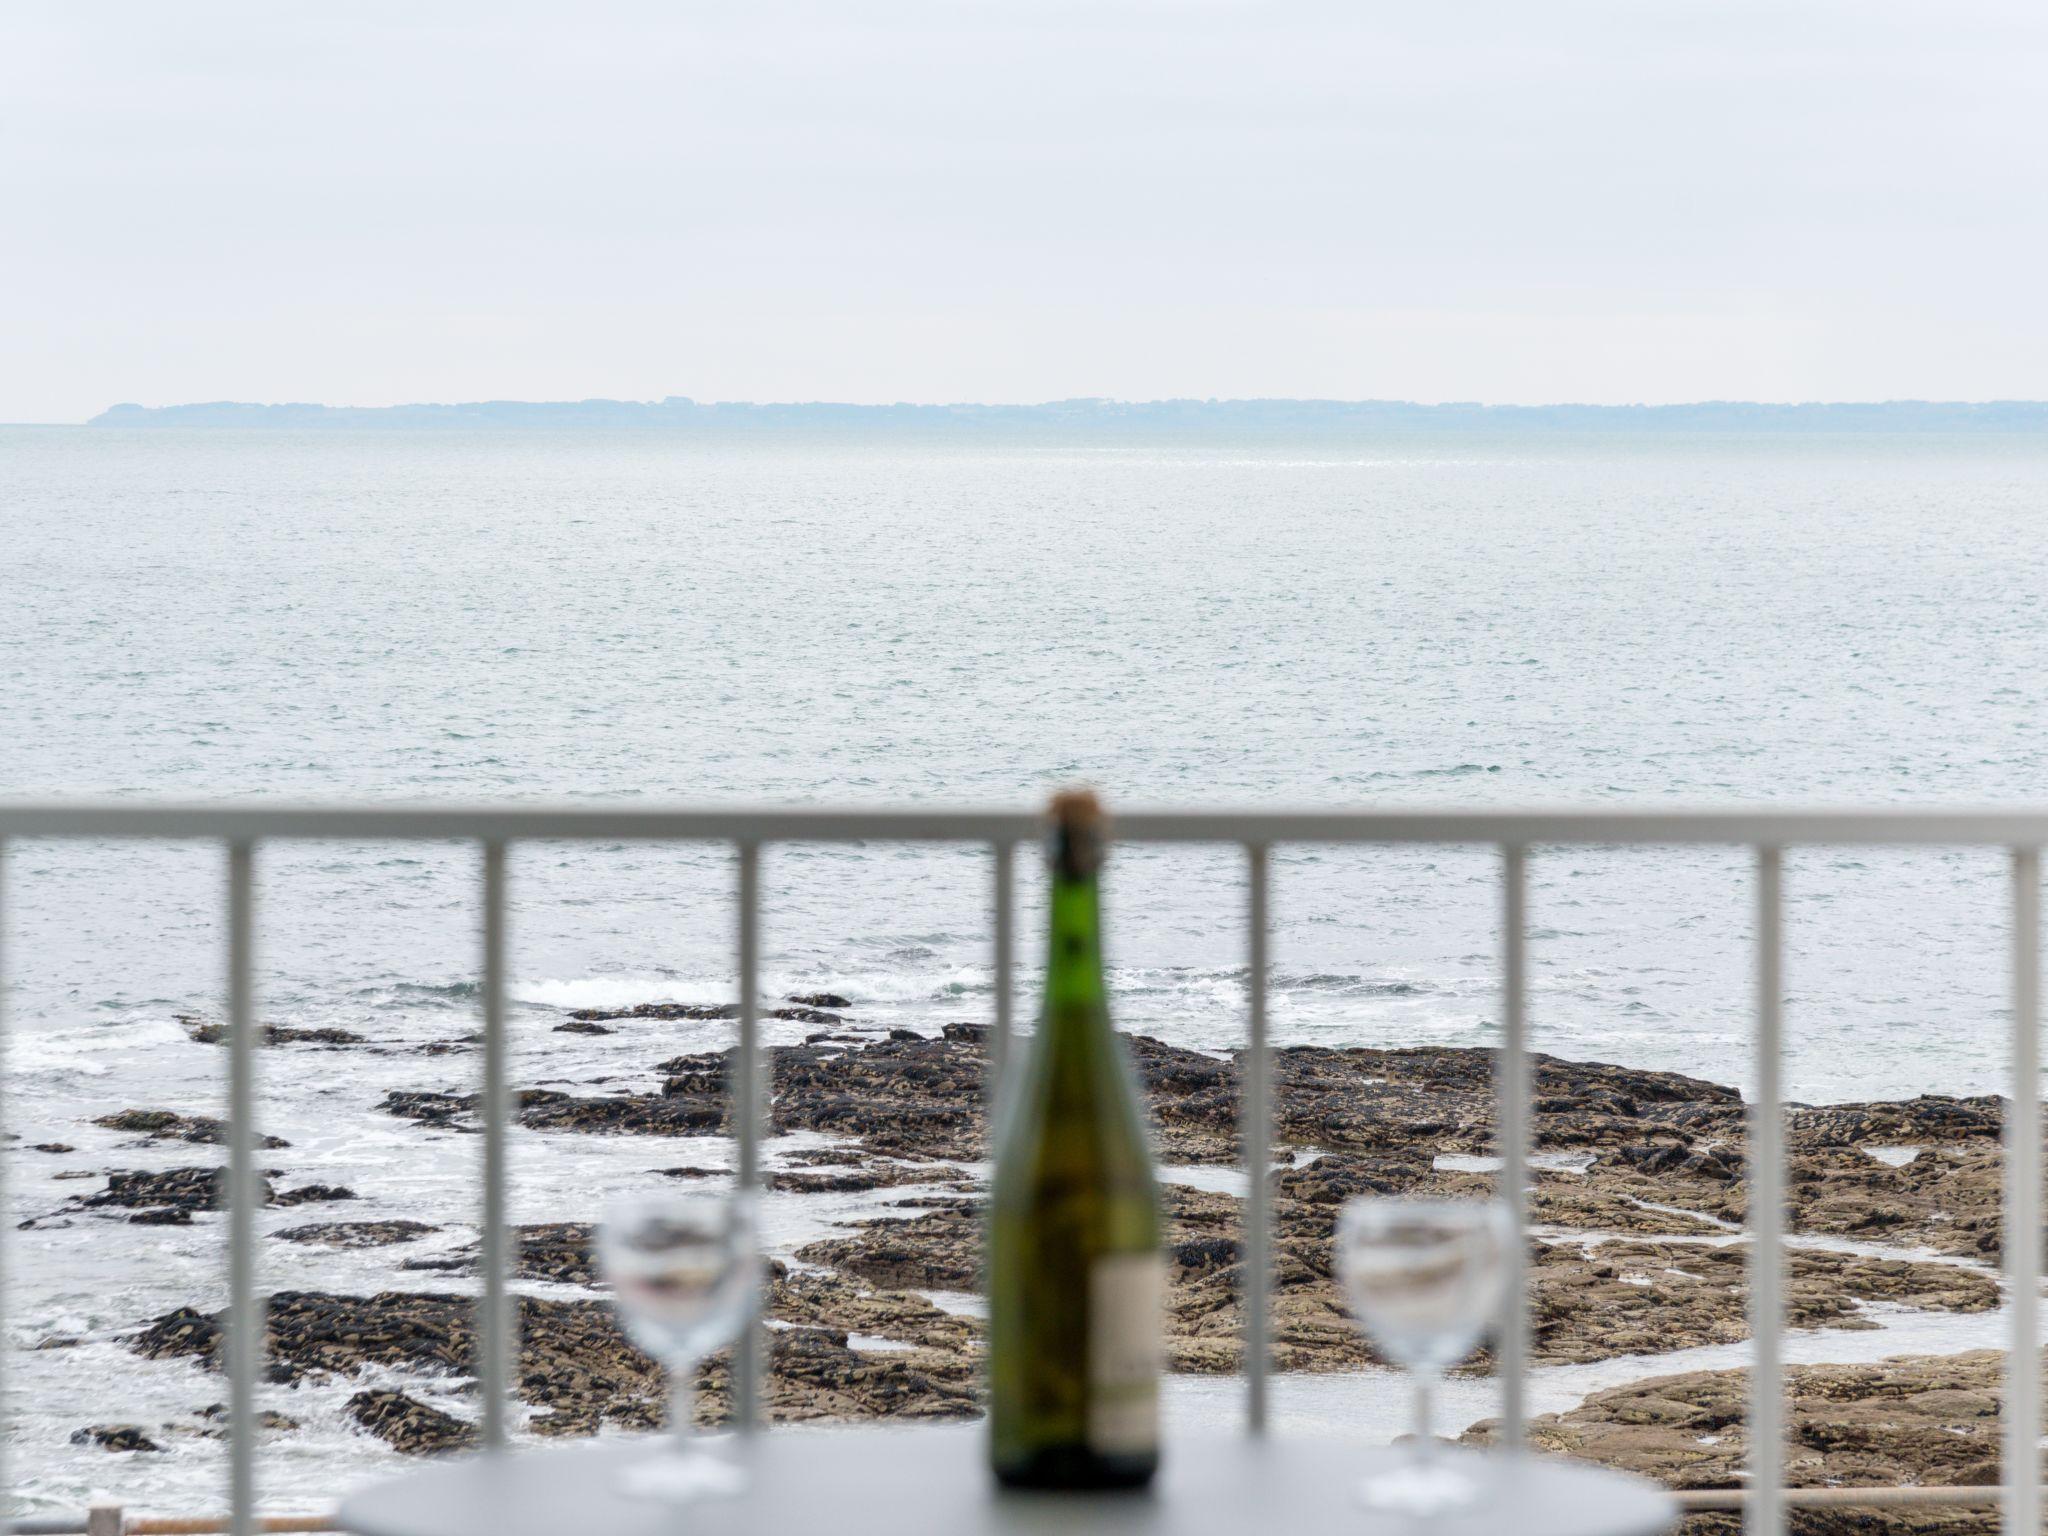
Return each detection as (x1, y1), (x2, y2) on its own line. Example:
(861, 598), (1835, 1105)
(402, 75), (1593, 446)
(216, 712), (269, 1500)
(598, 1193), (760, 1504)
(1335, 1197), (1513, 1515)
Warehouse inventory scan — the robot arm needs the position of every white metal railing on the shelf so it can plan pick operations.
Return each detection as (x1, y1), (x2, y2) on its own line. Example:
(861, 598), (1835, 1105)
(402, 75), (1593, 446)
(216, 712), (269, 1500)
(0, 802), (2044, 1536)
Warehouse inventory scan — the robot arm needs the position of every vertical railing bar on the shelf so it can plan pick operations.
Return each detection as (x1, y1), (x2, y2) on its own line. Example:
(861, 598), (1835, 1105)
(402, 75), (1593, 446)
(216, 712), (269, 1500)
(1748, 846), (1785, 1536)
(1244, 842), (1272, 1434)
(991, 840), (1016, 1095)
(0, 838), (9, 1529)
(2005, 847), (2042, 1536)
(478, 840), (513, 1450)
(734, 841), (764, 1432)
(225, 840), (260, 1536)
(1498, 843), (1530, 1450)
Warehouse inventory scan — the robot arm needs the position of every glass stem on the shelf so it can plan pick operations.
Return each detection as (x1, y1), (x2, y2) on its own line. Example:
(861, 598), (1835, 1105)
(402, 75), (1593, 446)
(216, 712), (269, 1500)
(1412, 1368), (1437, 1462)
(671, 1357), (697, 1457)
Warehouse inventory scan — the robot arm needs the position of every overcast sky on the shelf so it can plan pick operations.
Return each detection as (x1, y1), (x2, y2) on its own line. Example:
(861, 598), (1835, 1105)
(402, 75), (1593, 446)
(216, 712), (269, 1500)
(3, 1), (2044, 421)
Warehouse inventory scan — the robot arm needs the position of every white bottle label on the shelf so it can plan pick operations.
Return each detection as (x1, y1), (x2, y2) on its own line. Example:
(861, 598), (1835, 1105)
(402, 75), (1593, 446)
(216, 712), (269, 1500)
(1088, 1252), (1163, 1456)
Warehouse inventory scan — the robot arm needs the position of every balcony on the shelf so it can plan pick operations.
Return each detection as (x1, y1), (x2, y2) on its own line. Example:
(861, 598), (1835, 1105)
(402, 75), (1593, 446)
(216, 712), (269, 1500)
(1, 801), (2042, 1536)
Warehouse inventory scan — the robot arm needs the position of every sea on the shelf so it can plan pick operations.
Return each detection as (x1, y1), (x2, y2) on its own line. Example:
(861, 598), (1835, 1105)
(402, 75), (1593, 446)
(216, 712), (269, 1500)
(3, 425), (2046, 1514)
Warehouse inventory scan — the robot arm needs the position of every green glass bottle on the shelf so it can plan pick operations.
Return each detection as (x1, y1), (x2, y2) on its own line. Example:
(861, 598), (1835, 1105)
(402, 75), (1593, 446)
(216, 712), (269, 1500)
(988, 789), (1164, 1490)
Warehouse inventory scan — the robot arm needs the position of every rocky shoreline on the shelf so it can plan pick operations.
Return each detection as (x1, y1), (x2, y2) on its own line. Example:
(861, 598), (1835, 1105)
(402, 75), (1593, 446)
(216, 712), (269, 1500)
(39, 995), (2030, 1530)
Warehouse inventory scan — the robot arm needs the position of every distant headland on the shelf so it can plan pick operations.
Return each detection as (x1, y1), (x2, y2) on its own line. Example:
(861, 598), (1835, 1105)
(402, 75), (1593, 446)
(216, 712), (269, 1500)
(85, 397), (2048, 434)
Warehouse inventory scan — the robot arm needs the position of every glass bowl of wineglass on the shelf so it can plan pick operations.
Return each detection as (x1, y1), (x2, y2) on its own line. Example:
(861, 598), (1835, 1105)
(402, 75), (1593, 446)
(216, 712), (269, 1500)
(1335, 1196), (1513, 1515)
(598, 1192), (760, 1504)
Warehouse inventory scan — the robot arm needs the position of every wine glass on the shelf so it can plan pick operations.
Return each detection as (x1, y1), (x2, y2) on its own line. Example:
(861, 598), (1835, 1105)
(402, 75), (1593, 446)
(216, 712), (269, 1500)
(1335, 1197), (1513, 1514)
(598, 1193), (760, 1503)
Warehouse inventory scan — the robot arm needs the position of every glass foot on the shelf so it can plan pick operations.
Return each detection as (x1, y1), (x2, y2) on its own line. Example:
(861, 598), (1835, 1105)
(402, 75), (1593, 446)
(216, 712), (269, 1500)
(1357, 1458), (1487, 1516)
(615, 1445), (749, 1505)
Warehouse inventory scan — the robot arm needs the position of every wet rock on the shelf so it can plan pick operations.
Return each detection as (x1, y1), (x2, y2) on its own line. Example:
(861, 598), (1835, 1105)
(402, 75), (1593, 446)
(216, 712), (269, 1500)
(194, 1403), (299, 1435)
(1465, 1349), (2018, 1535)
(780, 1147), (867, 1166)
(71, 1424), (163, 1453)
(1792, 1097), (2004, 1151)
(797, 1205), (982, 1292)
(790, 993), (853, 1010)
(86, 1167), (251, 1213)
(1524, 1240), (1997, 1366)
(347, 1390), (477, 1454)
(769, 1269), (981, 1359)
(416, 1223), (599, 1286)
(135, 1288), (975, 1442)
(417, 1034), (484, 1056)
(130, 1208), (195, 1225)
(553, 1021), (613, 1036)
(380, 1090), (475, 1128)
(79, 1167), (352, 1217)
(272, 1184), (356, 1206)
(568, 1002), (737, 1022)
(184, 1015), (366, 1047)
(1271, 1150), (1434, 1203)
(31, 1143), (75, 1154)
(795, 1170), (1997, 1377)
(771, 1164), (970, 1195)
(565, 998), (850, 1026)
(94, 1109), (289, 1149)
(277, 1220), (439, 1249)
(382, 1086), (727, 1138)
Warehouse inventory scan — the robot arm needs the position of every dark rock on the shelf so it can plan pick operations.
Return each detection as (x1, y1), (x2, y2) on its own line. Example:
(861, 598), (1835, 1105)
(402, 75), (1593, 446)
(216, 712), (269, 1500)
(78, 1167), (351, 1216)
(347, 1390), (477, 1454)
(553, 1021), (613, 1036)
(567, 1002), (737, 1023)
(789, 993), (853, 1010)
(31, 1143), (74, 1154)
(135, 1288), (974, 1442)
(71, 1424), (163, 1453)
(94, 1109), (289, 1149)
(276, 1220), (438, 1249)
(272, 1184), (356, 1206)
(130, 1208), (195, 1226)
(86, 1167), (248, 1213)
(380, 1090), (476, 1127)
(184, 1016), (366, 1047)
(382, 1086), (727, 1139)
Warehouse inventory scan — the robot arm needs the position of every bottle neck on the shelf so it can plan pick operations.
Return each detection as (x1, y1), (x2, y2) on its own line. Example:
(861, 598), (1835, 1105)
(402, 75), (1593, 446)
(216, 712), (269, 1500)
(1043, 870), (1106, 1015)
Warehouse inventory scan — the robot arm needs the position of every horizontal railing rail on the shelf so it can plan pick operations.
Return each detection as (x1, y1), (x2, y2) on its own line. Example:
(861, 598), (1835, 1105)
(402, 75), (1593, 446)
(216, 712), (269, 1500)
(0, 800), (2041, 1536)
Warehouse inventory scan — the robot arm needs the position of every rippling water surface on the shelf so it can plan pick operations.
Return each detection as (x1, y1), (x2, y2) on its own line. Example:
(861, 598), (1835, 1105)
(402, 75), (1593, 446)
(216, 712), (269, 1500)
(4, 426), (2046, 1511)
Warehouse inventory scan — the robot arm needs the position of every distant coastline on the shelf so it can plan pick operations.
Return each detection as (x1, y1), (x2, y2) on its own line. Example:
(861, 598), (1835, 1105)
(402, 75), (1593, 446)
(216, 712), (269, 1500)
(84, 397), (2048, 434)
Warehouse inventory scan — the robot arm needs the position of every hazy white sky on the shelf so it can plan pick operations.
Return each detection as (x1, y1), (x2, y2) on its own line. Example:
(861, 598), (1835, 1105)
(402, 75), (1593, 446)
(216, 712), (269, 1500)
(4, 1), (2044, 421)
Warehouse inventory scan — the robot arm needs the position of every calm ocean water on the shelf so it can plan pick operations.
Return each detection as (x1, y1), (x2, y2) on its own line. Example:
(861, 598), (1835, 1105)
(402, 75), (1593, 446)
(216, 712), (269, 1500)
(2, 425), (2046, 1510)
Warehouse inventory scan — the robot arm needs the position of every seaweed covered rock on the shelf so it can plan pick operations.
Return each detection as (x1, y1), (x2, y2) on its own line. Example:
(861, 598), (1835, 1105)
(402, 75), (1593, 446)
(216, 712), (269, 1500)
(347, 1390), (478, 1455)
(94, 1110), (289, 1149)
(1465, 1350), (2018, 1536)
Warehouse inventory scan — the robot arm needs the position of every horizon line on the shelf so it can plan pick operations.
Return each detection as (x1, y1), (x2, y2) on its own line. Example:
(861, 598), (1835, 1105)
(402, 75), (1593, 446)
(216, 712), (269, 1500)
(84, 392), (2048, 415)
